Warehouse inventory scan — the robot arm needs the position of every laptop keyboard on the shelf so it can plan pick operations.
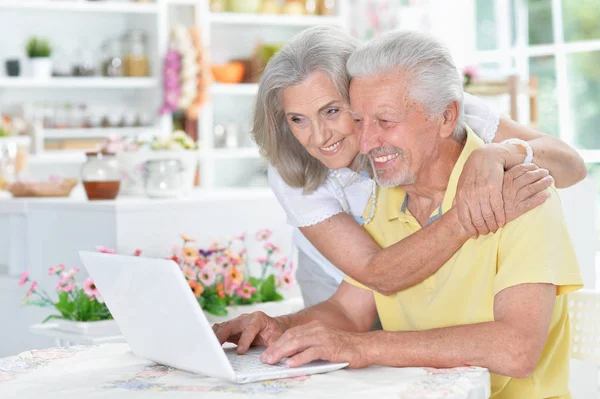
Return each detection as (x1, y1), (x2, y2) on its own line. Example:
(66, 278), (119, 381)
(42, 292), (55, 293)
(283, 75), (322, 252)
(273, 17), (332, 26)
(225, 347), (288, 372)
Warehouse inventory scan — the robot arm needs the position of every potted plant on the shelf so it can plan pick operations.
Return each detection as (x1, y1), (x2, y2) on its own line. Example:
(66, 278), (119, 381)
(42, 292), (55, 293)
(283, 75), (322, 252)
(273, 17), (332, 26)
(18, 248), (141, 336)
(171, 229), (297, 323)
(26, 37), (53, 79)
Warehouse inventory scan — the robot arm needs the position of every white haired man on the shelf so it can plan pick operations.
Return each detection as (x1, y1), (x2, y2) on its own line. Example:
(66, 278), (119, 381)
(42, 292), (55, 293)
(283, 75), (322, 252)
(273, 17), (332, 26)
(214, 31), (582, 399)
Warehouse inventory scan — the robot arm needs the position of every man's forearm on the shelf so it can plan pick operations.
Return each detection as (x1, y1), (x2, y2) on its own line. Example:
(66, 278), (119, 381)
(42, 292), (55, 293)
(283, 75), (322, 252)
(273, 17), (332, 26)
(277, 299), (365, 333)
(362, 207), (470, 295)
(363, 321), (539, 378)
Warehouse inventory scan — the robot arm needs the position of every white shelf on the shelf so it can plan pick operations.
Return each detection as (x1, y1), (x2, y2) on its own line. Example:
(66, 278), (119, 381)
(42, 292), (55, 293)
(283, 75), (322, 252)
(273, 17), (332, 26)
(0, 1), (158, 14)
(43, 127), (156, 140)
(209, 147), (261, 160)
(166, 0), (198, 6)
(0, 77), (158, 89)
(210, 83), (258, 96)
(29, 151), (87, 164)
(209, 12), (344, 27)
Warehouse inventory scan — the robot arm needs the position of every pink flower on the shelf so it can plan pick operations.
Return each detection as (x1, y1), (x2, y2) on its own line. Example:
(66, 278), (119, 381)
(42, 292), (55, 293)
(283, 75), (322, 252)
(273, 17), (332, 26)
(234, 232), (247, 241)
(264, 242), (280, 253)
(463, 65), (479, 78)
(56, 268), (79, 290)
(182, 265), (196, 281)
(83, 277), (100, 299)
(26, 281), (37, 297)
(256, 257), (268, 265)
(60, 268), (80, 281)
(278, 272), (295, 289)
(225, 279), (240, 296)
(60, 284), (74, 293)
(95, 245), (116, 254)
(195, 257), (207, 268)
(255, 229), (272, 241)
(171, 246), (183, 259)
(133, 249), (142, 257)
(239, 248), (247, 256)
(48, 264), (65, 276)
(198, 267), (216, 286)
(275, 257), (288, 271)
(19, 271), (30, 286)
(208, 262), (223, 276)
(236, 282), (256, 299)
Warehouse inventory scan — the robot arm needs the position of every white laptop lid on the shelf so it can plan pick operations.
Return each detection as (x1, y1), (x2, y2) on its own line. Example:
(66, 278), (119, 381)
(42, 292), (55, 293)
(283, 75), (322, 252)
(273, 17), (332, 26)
(79, 251), (236, 382)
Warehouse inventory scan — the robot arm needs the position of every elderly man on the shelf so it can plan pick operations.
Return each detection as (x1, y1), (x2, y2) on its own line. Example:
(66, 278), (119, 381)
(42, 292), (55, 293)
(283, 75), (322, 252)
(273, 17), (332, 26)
(213, 31), (582, 398)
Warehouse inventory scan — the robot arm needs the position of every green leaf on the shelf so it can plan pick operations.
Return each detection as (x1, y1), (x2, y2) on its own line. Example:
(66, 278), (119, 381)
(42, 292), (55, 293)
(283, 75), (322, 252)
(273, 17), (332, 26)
(42, 314), (65, 323)
(272, 292), (284, 302)
(205, 304), (228, 316)
(260, 275), (276, 302)
(249, 277), (261, 287)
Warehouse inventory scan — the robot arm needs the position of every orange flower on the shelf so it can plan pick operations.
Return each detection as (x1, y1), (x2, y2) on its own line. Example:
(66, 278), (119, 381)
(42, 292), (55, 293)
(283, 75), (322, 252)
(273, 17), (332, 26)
(183, 246), (199, 263)
(189, 281), (204, 298)
(180, 234), (196, 243)
(216, 282), (225, 298)
(226, 266), (243, 285)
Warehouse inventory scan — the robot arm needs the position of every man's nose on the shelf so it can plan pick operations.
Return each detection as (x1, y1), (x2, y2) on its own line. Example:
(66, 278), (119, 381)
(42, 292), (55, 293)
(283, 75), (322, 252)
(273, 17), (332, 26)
(359, 121), (380, 155)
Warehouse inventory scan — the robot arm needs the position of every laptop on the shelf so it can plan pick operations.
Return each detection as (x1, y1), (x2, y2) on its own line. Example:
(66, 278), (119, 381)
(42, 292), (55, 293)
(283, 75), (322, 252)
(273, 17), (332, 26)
(79, 251), (348, 383)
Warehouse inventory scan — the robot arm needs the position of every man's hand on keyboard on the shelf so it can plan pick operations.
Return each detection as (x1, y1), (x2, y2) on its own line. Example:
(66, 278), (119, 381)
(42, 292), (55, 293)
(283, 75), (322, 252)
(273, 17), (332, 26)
(212, 312), (287, 355)
(260, 321), (368, 369)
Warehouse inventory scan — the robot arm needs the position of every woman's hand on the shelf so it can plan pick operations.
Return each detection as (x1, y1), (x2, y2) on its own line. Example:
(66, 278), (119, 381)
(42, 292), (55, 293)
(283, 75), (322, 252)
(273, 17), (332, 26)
(455, 145), (552, 237)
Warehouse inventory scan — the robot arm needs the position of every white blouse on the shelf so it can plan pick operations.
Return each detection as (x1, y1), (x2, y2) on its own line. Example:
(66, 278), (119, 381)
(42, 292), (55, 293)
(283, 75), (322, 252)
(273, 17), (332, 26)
(268, 93), (501, 282)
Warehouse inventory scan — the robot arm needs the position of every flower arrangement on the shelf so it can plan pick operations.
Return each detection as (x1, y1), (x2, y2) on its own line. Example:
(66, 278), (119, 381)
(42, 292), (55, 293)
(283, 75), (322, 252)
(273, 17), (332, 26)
(19, 247), (141, 323)
(19, 266), (110, 323)
(97, 130), (198, 154)
(150, 130), (198, 151)
(19, 230), (293, 321)
(172, 229), (294, 316)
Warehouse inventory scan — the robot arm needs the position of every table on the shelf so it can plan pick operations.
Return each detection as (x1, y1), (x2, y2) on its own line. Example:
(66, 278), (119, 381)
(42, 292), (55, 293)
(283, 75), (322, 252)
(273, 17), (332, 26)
(0, 343), (490, 399)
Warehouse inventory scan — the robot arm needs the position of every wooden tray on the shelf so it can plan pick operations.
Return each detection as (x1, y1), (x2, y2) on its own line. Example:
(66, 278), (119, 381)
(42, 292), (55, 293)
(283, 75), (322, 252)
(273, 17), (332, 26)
(7, 179), (78, 198)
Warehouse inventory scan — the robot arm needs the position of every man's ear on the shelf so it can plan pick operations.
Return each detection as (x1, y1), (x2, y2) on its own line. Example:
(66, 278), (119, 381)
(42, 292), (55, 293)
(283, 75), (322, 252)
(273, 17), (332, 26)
(439, 100), (460, 139)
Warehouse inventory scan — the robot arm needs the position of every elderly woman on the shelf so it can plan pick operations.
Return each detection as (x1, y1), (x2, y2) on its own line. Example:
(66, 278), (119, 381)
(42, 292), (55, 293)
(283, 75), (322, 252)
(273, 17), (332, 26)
(252, 26), (586, 306)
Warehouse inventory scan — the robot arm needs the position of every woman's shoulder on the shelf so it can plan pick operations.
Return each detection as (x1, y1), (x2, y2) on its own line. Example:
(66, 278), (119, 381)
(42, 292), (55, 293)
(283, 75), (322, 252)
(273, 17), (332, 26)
(268, 164), (371, 197)
(268, 164), (374, 227)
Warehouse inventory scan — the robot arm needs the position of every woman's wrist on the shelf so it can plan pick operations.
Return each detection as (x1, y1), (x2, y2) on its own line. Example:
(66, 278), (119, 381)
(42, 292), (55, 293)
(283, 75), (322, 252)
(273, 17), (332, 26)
(447, 207), (472, 241)
(482, 142), (526, 170)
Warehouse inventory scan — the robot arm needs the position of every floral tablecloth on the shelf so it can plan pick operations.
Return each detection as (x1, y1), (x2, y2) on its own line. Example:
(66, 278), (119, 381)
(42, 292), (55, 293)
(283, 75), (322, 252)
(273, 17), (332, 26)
(0, 344), (490, 399)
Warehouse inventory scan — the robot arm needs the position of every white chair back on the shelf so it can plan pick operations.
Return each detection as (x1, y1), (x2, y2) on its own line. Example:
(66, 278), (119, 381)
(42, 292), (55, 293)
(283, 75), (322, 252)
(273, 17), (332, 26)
(569, 289), (600, 365)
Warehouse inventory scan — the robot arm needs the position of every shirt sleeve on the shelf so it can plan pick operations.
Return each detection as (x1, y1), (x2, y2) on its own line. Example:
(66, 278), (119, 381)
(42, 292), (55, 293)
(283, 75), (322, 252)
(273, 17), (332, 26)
(494, 187), (584, 297)
(463, 92), (500, 144)
(267, 164), (345, 228)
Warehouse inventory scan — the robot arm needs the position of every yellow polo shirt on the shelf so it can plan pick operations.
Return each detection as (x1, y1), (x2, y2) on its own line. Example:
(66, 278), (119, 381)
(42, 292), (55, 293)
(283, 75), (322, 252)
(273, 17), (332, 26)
(347, 128), (583, 398)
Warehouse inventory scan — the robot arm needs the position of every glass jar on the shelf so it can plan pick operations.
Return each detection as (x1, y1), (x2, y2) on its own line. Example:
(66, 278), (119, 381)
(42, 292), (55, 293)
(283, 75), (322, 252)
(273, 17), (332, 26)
(305, 0), (317, 15)
(123, 30), (149, 77)
(81, 152), (121, 200)
(0, 139), (17, 190)
(143, 159), (184, 198)
(102, 39), (123, 77)
(317, 0), (336, 15)
(210, 0), (227, 12)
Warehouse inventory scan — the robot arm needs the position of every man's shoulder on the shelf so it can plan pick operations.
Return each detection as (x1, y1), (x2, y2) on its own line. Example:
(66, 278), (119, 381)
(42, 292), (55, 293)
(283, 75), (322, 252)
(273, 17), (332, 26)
(501, 186), (564, 231)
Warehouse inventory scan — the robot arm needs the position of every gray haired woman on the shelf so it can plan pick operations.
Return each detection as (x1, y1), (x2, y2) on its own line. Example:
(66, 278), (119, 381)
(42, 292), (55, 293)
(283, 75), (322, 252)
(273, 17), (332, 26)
(252, 26), (586, 307)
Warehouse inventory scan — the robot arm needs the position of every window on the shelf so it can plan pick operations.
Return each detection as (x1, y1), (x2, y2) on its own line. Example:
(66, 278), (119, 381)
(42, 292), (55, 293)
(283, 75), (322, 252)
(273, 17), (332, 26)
(474, 0), (600, 277)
